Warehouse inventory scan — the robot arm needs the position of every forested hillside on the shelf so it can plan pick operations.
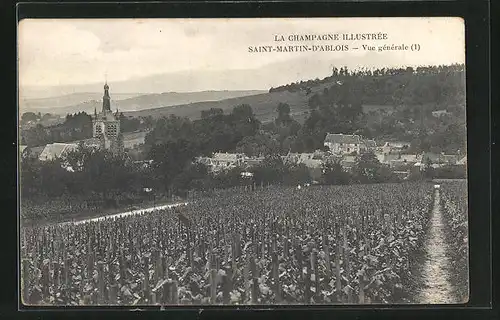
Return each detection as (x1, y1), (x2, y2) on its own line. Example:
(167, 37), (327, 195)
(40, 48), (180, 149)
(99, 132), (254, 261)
(272, 64), (465, 109)
(144, 64), (466, 155)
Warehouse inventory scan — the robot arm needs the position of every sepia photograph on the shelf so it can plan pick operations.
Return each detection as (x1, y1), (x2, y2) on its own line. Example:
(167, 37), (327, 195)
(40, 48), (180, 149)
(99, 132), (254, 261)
(18, 17), (468, 306)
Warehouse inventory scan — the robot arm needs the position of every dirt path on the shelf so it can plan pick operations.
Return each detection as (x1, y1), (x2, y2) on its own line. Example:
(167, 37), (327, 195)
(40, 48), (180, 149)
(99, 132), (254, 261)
(57, 202), (189, 226)
(22, 197), (190, 228)
(416, 186), (456, 304)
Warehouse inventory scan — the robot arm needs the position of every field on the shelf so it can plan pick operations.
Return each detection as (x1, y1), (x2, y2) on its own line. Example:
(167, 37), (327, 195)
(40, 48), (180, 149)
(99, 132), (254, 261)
(124, 84), (393, 124)
(20, 182), (467, 306)
(439, 181), (469, 302)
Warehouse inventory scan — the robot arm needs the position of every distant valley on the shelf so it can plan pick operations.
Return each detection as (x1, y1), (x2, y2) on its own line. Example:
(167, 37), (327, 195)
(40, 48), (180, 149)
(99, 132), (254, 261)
(19, 90), (267, 116)
(124, 84), (394, 124)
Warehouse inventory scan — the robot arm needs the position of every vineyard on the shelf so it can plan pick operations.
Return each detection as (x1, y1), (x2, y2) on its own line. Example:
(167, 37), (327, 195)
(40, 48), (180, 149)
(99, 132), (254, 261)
(20, 182), (467, 306)
(439, 180), (469, 302)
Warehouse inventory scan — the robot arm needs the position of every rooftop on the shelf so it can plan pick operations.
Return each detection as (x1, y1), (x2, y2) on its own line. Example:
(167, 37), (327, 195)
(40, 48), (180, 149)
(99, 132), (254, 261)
(213, 152), (245, 162)
(39, 143), (78, 161)
(324, 133), (361, 145)
(384, 141), (411, 148)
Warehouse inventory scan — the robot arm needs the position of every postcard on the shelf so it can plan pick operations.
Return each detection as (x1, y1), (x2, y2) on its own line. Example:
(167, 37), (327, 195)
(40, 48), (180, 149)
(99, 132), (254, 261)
(18, 17), (468, 306)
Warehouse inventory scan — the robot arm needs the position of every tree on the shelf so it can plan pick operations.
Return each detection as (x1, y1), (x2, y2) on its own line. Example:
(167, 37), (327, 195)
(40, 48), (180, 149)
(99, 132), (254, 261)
(276, 103), (292, 125)
(322, 160), (351, 185)
(353, 152), (384, 184)
(235, 133), (280, 158)
(171, 162), (210, 196)
(422, 157), (435, 179)
(145, 115), (195, 149)
(284, 163), (311, 186)
(231, 104), (254, 122)
(37, 158), (70, 198)
(119, 113), (141, 133)
(64, 145), (135, 200)
(19, 155), (40, 198)
(148, 139), (198, 193)
(251, 155), (287, 185)
(21, 124), (50, 147)
(211, 167), (244, 189)
(308, 93), (322, 110)
(21, 112), (39, 123)
(201, 108), (224, 119)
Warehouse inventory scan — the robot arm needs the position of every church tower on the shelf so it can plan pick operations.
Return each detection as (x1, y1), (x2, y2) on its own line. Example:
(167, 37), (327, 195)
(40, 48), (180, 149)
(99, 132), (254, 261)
(91, 82), (124, 154)
(103, 82), (111, 112)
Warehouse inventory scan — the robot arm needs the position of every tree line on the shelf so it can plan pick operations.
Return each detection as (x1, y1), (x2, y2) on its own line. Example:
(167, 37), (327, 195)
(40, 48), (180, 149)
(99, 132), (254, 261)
(20, 112), (154, 147)
(270, 64), (465, 108)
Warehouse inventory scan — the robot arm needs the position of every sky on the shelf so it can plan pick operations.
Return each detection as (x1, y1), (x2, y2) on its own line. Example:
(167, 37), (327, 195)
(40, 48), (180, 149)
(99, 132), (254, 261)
(18, 17), (465, 93)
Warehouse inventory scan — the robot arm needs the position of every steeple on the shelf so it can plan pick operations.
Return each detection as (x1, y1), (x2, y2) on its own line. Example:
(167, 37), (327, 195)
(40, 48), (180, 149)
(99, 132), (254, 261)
(102, 81), (111, 112)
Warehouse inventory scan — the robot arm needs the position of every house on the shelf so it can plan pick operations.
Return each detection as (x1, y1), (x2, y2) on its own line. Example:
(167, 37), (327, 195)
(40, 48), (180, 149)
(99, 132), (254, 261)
(375, 152), (420, 166)
(74, 137), (102, 149)
(282, 153), (323, 169)
(382, 141), (411, 155)
(324, 133), (362, 155)
(133, 160), (153, 169)
(282, 152), (312, 164)
(376, 153), (399, 164)
(421, 152), (459, 166)
(38, 143), (78, 162)
(123, 131), (147, 150)
(213, 152), (246, 167)
(421, 152), (441, 164)
(196, 152), (247, 172)
(243, 157), (264, 168)
(399, 154), (421, 164)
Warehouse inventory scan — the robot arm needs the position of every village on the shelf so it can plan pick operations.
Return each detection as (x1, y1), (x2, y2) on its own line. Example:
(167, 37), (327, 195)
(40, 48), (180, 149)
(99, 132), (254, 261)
(19, 82), (465, 183)
(20, 129), (467, 182)
(193, 133), (466, 181)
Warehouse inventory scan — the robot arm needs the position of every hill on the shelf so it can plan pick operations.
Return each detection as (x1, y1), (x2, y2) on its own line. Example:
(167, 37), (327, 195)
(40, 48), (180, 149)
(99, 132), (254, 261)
(123, 86), (393, 123)
(19, 92), (143, 114)
(124, 90), (309, 123)
(20, 90), (266, 116)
